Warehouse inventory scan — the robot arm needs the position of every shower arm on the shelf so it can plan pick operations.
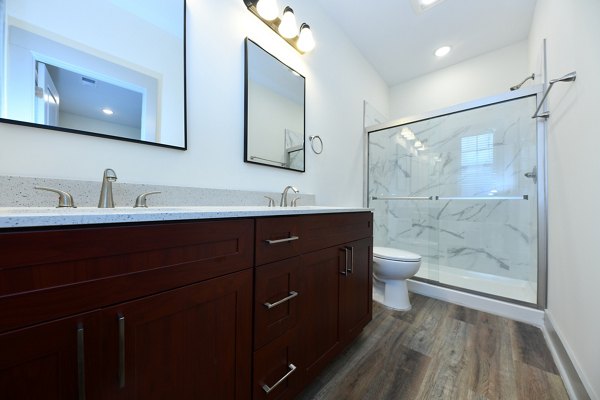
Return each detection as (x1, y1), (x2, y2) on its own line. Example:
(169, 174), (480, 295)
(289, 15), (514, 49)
(532, 71), (577, 119)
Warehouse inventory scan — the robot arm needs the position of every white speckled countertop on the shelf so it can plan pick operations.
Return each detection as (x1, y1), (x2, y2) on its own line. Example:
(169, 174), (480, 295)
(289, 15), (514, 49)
(0, 206), (372, 229)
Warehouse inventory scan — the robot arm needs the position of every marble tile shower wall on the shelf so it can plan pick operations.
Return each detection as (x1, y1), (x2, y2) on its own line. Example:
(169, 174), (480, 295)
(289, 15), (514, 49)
(369, 96), (538, 282)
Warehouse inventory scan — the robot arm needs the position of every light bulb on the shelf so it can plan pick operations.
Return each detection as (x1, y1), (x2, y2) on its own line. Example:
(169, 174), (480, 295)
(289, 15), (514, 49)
(256, 0), (278, 21)
(278, 6), (298, 39)
(434, 45), (451, 57)
(297, 23), (315, 52)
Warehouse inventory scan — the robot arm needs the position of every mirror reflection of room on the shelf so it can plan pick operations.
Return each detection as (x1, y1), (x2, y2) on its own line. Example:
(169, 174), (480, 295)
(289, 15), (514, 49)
(245, 38), (305, 172)
(0, 0), (185, 148)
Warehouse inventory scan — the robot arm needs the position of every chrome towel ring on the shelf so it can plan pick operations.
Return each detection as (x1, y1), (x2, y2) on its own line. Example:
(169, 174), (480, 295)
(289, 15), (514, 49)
(309, 135), (323, 154)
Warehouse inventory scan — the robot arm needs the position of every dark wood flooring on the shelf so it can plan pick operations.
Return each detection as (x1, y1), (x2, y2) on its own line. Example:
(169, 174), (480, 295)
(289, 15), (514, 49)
(297, 294), (568, 400)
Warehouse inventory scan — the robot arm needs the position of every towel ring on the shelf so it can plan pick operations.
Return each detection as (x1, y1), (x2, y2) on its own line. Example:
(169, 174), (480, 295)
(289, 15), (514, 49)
(309, 135), (323, 154)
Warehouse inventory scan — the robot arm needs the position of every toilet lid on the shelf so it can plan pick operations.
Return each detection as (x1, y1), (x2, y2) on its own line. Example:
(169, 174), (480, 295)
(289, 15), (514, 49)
(373, 246), (421, 262)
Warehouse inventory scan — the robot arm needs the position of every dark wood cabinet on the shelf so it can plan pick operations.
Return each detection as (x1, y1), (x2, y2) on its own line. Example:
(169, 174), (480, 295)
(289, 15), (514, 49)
(0, 312), (101, 400)
(0, 211), (372, 399)
(0, 219), (253, 400)
(101, 270), (252, 400)
(253, 212), (373, 399)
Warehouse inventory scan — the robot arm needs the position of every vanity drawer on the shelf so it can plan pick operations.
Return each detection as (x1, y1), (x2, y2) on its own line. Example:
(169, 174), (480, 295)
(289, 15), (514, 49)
(255, 217), (303, 265)
(254, 257), (300, 350)
(300, 212), (372, 254)
(253, 329), (302, 400)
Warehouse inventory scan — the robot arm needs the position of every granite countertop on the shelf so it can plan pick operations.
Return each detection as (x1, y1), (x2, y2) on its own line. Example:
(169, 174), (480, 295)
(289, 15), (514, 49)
(0, 206), (372, 228)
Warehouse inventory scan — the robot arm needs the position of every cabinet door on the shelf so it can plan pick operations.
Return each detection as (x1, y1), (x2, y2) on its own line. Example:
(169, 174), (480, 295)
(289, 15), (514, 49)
(298, 246), (343, 382)
(101, 269), (252, 400)
(0, 312), (100, 400)
(339, 238), (373, 340)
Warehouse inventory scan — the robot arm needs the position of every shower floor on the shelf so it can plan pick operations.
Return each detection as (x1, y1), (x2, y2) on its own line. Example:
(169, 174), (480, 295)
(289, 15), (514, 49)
(374, 264), (536, 305)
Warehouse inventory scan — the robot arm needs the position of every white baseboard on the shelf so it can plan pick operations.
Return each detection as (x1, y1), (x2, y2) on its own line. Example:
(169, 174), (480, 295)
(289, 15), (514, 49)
(543, 311), (595, 400)
(407, 279), (544, 326)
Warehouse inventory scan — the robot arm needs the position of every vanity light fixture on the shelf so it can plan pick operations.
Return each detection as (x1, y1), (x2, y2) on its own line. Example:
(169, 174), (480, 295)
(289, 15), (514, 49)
(101, 108), (114, 116)
(243, 0), (315, 54)
(256, 0), (278, 20)
(434, 45), (451, 57)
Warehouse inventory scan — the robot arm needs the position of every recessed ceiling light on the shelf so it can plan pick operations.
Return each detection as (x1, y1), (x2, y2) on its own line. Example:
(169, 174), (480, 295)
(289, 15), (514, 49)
(434, 46), (451, 57)
(410, 0), (446, 13)
(102, 108), (114, 115)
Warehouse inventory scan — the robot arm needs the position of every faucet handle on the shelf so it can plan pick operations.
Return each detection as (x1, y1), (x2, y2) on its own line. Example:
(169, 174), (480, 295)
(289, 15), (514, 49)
(35, 186), (76, 208)
(134, 192), (161, 208)
(290, 197), (300, 207)
(264, 196), (276, 207)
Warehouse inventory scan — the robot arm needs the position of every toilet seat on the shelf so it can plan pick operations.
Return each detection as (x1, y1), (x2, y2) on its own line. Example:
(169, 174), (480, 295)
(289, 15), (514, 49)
(373, 246), (421, 262)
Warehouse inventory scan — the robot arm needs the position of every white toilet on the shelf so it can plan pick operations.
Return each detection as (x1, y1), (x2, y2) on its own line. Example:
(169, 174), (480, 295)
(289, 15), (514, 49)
(373, 247), (422, 311)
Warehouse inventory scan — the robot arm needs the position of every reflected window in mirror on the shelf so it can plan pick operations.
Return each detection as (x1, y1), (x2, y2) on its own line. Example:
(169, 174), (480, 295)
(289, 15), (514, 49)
(245, 38), (305, 172)
(0, 0), (186, 149)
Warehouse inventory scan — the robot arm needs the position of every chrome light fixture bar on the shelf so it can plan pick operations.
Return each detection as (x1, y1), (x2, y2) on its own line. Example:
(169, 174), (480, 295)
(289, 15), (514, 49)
(244, 0), (315, 54)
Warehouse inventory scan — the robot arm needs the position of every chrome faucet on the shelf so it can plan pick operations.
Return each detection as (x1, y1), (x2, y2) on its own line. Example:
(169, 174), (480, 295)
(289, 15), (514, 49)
(98, 168), (117, 208)
(280, 186), (299, 207)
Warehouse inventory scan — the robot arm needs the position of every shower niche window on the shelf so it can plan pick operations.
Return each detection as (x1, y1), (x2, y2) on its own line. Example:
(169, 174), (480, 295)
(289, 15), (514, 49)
(367, 92), (541, 305)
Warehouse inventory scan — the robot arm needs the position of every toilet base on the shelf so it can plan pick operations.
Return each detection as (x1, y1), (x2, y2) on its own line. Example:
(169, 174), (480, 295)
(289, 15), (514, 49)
(381, 278), (412, 311)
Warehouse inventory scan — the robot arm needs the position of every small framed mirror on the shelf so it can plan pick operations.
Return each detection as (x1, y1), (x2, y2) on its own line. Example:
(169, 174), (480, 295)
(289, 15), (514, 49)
(0, 0), (186, 149)
(244, 38), (305, 172)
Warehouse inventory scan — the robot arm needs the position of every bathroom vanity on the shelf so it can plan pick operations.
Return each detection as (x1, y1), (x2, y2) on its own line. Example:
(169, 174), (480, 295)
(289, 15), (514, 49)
(0, 208), (372, 399)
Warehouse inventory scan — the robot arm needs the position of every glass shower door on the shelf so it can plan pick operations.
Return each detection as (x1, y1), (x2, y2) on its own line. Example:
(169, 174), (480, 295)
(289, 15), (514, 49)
(368, 93), (540, 305)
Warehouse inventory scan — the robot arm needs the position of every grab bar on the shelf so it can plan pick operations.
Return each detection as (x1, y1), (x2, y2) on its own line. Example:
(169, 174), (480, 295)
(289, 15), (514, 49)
(371, 196), (433, 201)
(532, 71), (577, 119)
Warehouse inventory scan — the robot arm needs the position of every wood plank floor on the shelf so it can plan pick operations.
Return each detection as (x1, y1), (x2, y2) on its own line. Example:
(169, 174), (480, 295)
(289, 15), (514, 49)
(297, 294), (569, 400)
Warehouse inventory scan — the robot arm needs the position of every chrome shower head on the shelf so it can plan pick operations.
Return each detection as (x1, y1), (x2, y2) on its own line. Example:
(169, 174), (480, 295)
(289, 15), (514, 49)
(510, 73), (535, 91)
(550, 71), (577, 84)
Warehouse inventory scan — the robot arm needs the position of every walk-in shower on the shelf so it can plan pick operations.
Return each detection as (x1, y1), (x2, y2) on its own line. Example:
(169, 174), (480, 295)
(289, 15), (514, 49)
(366, 87), (546, 307)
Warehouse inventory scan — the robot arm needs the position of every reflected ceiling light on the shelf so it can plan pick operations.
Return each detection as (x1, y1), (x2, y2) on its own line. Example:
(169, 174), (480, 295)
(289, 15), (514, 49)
(243, 1), (314, 54)
(401, 127), (416, 140)
(278, 6), (298, 38)
(256, 0), (278, 21)
(434, 45), (451, 57)
(297, 23), (315, 52)
(414, 140), (423, 148)
(411, 0), (447, 13)
(102, 108), (114, 116)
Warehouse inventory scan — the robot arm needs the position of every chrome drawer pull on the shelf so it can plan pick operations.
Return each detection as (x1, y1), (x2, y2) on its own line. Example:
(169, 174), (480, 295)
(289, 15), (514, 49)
(118, 314), (125, 388)
(263, 291), (299, 309)
(264, 235), (299, 245)
(77, 324), (86, 400)
(262, 363), (297, 394)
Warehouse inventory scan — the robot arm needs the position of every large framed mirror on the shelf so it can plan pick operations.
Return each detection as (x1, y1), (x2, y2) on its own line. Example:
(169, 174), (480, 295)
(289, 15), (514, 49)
(0, 0), (186, 149)
(245, 38), (305, 172)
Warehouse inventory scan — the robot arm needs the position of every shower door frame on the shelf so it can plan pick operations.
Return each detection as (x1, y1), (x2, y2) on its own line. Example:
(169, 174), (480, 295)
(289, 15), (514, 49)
(364, 85), (548, 308)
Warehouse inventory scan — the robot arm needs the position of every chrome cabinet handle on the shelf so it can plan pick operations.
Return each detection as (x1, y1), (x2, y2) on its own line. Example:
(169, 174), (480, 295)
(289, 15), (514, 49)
(346, 246), (354, 274)
(118, 314), (125, 388)
(77, 324), (86, 400)
(340, 248), (349, 276)
(264, 236), (299, 245)
(263, 291), (299, 309)
(262, 363), (297, 394)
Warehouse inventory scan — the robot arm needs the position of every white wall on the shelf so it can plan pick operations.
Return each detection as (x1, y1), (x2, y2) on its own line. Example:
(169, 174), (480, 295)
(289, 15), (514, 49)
(0, 0), (389, 206)
(529, 0), (600, 398)
(388, 41), (529, 119)
(59, 112), (141, 140)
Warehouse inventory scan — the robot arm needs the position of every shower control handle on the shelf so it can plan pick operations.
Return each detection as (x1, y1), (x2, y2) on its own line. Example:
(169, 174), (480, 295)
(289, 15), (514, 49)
(524, 166), (538, 184)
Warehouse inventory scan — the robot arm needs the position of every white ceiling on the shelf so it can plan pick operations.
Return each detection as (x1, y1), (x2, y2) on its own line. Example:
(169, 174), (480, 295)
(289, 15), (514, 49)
(313, 0), (537, 86)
